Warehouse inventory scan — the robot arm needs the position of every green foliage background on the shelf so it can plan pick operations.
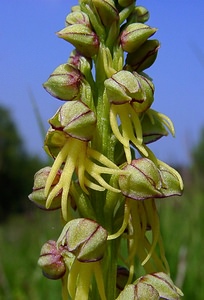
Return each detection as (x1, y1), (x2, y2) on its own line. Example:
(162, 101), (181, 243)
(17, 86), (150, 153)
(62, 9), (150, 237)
(0, 189), (203, 299)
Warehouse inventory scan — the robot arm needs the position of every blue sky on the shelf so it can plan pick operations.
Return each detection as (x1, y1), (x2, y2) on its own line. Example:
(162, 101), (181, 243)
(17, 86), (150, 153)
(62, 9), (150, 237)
(1, 0), (204, 165)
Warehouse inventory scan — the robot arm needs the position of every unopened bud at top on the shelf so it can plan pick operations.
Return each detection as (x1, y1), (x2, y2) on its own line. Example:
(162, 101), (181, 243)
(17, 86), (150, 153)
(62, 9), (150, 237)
(127, 6), (150, 24)
(92, 0), (119, 26)
(65, 11), (91, 27)
(118, 0), (135, 8)
(57, 24), (99, 57)
(120, 23), (157, 53)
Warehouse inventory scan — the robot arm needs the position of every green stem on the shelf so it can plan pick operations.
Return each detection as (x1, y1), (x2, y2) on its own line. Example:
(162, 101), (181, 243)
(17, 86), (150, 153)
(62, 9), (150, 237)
(105, 240), (118, 300)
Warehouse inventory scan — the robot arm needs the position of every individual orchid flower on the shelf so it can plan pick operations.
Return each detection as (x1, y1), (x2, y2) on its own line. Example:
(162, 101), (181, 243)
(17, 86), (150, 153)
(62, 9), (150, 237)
(105, 70), (176, 163)
(57, 218), (108, 300)
(44, 101), (125, 221)
(105, 70), (154, 163)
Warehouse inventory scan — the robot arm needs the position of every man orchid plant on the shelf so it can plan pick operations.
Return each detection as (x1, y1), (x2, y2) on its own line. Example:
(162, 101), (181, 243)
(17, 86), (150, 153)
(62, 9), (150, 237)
(29, 0), (184, 299)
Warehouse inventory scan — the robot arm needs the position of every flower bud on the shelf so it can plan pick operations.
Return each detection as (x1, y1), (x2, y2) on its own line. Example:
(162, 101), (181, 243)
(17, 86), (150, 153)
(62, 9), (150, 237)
(120, 23), (157, 53)
(49, 101), (96, 141)
(57, 24), (99, 57)
(92, 0), (119, 26)
(116, 283), (159, 300)
(43, 64), (82, 101)
(65, 11), (91, 27)
(136, 6), (150, 23)
(105, 70), (144, 104)
(118, 0), (135, 8)
(38, 240), (66, 280)
(71, 5), (81, 12)
(127, 6), (150, 24)
(125, 39), (160, 72)
(28, 167), (61, 210)
(135, 272), (183, 299)
(59, 218), (108, 262)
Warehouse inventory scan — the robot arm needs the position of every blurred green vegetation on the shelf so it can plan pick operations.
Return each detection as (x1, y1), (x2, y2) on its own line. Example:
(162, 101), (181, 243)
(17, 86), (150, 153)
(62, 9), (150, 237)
(0, 188), (203, 299)
(0, 106), (44, 221)
(0, 104), (203, 299)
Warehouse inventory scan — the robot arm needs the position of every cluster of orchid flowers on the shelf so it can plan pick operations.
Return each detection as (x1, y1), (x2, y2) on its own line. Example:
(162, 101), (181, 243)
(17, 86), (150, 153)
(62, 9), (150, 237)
(29, 0), (184, 299)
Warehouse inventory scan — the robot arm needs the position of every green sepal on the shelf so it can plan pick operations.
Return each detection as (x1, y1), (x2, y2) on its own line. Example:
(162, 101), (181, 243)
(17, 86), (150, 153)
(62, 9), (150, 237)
(116, 282), (159, 300)
(58, 218), (108, 262)
(134, 272), (184, 299)
(43, 64), (82, 101)
(105, 70), (144, 104)
(49, 101), (96, 141)
(119, 158), (183, 200)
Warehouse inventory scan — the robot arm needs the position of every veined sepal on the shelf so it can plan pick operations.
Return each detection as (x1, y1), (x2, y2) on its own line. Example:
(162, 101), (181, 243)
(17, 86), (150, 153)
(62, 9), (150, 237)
(57, 24), (99, 57)
(43, 64), (82, 101)
(57, 218), (108, 262)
